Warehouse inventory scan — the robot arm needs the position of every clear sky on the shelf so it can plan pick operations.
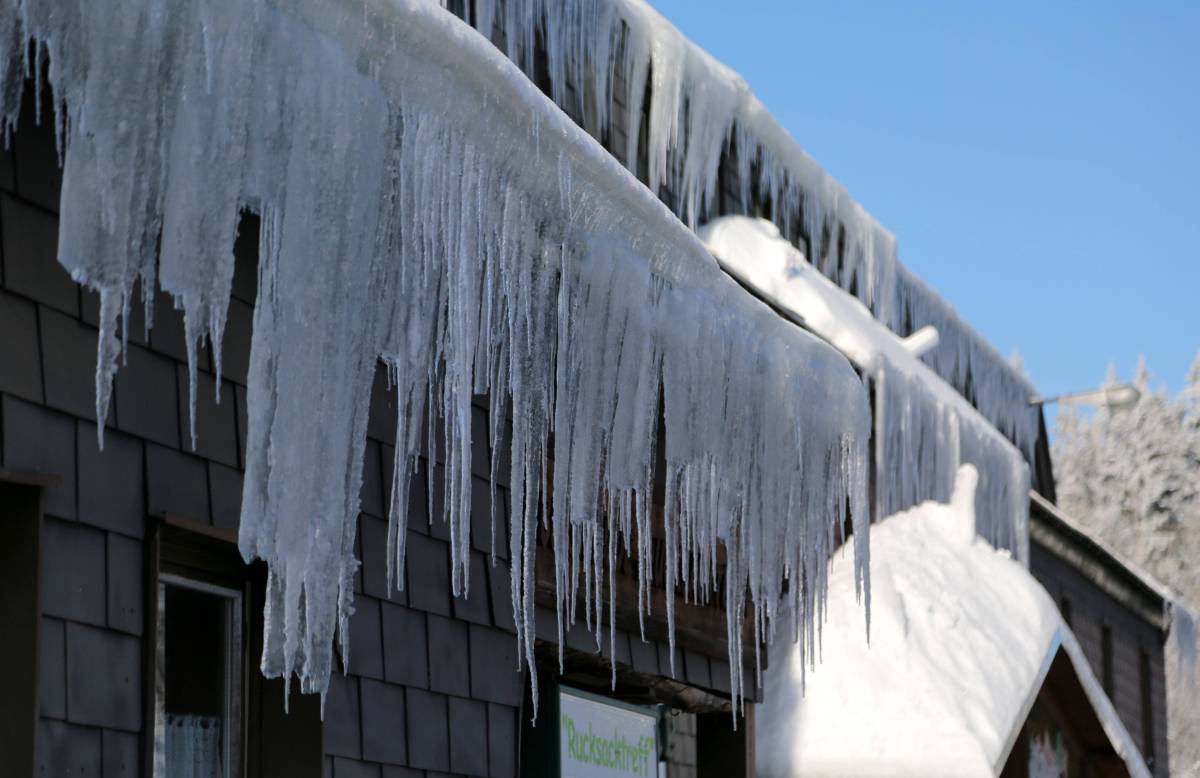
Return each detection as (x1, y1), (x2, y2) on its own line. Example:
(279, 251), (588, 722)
(650, 0), (1200, 399)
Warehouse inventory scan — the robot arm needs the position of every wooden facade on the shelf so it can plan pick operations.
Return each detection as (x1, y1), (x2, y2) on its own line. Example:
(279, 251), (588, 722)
(1029, 494), (1170, 777)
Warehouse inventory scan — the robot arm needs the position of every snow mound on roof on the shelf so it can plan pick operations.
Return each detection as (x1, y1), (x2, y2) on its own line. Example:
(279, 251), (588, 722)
(756, 465), (1054, 777)
(756, 464), (1151, 778)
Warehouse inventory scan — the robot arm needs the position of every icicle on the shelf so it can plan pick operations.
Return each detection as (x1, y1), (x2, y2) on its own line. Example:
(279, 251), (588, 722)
(2, 0), (873, 715)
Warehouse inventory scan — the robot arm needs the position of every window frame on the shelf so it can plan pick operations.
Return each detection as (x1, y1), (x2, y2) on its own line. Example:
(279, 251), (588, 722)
(153, 572), (246, 778)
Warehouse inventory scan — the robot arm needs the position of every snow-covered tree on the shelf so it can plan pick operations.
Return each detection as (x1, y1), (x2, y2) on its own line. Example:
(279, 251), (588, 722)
(1052, 355), (1200, 775)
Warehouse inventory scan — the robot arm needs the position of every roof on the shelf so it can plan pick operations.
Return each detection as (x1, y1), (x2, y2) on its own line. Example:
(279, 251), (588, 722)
(755, 464), (1150, 778)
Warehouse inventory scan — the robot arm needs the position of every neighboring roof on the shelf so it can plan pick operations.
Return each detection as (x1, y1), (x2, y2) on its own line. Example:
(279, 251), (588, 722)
(1030, 492), (1197, 680)
(755, 464), (1149, 778)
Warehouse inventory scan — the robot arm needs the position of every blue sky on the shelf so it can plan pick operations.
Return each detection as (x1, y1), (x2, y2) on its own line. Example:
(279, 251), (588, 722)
(651, 0), (1200, 399)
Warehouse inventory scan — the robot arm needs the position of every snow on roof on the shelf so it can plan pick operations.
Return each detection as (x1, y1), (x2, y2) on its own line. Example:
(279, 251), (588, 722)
(701, 216), (1030, 560)
(755, 465), (1151, 778)
(1, 0), (871, 708)
(462, 0), (1040, 462)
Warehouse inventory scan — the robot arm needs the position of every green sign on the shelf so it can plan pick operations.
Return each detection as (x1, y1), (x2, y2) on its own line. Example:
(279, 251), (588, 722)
(559, 687), (659, 778)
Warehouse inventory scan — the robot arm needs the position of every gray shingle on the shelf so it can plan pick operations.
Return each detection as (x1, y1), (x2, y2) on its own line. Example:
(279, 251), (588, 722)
(235, 384), (248, 463)
(36, 719), (101, 777)
(102, 729), (139, 778)
(381, 603), (428, 689)
(39, 617), (66, 719)
(468, 625), (523, 706)
(231, 212), (259, 305)
(406, 532), (451, 617)
(708, 657), (732, 694)
(361, 440), (385, 519)
(381, 768), (423, 778)
(470, 405), (491, 481)
(486, 561), (515, 634)
(448, 697), (488, 777)
(360, 679), (407, 766)
(396, 457), (429, 536)
(80, 282), (147, 348)
(1, 193), (76, 315)
(350, 596), (385, 681)
(12, 88), (62, 211)
(175, 365), (239, 467)
(209, 461), (244, 532)
(41, 518), (105, 626)
(146, 443), (210, 522)
(324, 672), (362, 759)
(405, 688), (449, 771)
(600, 629), (633, 670)
(1, 395), (75, 518)
(628, 635), (659, 676)
(39, 306), (105, 421)
(77, 422), (144, 538)
(0, 289), (43, 402)
(367, 364), (398, 446)
(106, 534), (143, 636)
(683, 650), (711, 690)
(427, 614), (470, 697)
(361, 515), (404, 606)
(656, 643), (683, 680)
(221, 297), (253, 385)
(451, 552), (491, 627)
(426, 465), (450, 542)
(487, 703), (517, 778)
(65, 622), (141, 731)
(114, 344), (179, 449)
(332, 758), (381, 778)
(148, 289), (210, 370)
(470, 476), (506, 560)
(0, 134), (12, 191)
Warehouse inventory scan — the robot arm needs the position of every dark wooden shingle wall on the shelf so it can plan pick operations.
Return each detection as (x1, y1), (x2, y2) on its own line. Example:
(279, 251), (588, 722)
(1030, 541), (1169, 776)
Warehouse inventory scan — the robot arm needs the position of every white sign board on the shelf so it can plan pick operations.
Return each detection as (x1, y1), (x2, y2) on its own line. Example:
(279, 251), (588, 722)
(559, 687), (658, 778)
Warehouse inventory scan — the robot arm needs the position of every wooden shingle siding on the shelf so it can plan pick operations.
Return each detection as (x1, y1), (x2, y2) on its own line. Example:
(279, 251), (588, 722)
(1031, 540), (1169, 776)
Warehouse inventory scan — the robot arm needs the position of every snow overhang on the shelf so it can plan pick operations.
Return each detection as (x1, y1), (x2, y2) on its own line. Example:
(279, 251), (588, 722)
(1, 0), (872, 707)
(755, 465), (1150, 778)
(702, 216), (1030, 560)
(459, 0), (1040, 460)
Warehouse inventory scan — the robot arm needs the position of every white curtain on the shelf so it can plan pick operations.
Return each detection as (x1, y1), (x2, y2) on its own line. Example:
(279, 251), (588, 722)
(164, 714), (223, 778)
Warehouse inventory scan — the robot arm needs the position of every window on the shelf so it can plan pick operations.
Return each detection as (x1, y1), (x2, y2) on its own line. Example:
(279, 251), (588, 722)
(150, 518), (322, 778)
(0, 481), (41, 777)
(1139, 648), (1155, 767)
(1100, 625), (1114, 696)
(154, 575), (244, 778)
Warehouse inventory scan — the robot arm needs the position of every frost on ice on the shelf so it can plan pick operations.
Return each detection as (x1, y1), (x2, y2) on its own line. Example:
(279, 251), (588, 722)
(0, 0), (871, 710)
(703, 216), (1030, 560)
(460, 0), (1040, 463)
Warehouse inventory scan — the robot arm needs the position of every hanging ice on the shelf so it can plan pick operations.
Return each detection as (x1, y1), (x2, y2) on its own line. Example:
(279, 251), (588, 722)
(702, 216), (1030, 560)
(461, 0), (1040, 462)
(0, 0), (871, 711)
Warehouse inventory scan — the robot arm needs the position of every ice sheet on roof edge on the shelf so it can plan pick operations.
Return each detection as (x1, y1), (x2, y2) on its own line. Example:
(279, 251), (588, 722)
(702, 216), (1030, 562)
(462, 0), (1039, 461)
(0, 0), (872, 713)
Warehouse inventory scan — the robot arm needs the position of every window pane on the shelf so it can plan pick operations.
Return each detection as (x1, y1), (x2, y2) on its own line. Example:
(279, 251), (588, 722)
(156, 579), (242, 778)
